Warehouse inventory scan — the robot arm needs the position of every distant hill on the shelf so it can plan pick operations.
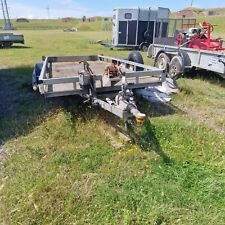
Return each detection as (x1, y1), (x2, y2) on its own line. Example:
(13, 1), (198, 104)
(172, 7), (225, 18)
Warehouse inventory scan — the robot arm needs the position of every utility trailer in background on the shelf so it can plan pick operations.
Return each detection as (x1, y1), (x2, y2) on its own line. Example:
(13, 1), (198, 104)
(148, 44), (225, 79)
(147, 21), (225, 79)
(32, 53), (172, 127)
(0, 33), (24, 48)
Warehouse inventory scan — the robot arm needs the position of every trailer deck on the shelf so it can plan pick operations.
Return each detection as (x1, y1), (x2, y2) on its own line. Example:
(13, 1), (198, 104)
(36, 55), (165, 98)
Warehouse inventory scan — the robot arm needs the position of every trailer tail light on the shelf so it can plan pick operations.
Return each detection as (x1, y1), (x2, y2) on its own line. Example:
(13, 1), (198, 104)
(136, 113), (146, 126)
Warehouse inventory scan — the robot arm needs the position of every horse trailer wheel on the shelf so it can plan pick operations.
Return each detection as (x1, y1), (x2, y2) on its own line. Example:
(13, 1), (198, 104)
(139, 42), (149, 52)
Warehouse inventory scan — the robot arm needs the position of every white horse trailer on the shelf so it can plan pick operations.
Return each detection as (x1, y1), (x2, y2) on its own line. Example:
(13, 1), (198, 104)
(111, 7), (170, 50)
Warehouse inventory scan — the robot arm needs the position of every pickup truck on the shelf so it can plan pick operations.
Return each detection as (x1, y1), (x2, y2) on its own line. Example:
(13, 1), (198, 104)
(0, 33), (24, 48)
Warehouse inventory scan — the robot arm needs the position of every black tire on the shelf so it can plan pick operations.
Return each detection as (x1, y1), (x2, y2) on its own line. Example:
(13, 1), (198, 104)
(139, 42), (149, 52)
(32, 61), (44, 90)
(127, 51), (144, 71)
(155, 53), (170, 72)
(168, 56), (183, 79)
(2, 42), (12, 48)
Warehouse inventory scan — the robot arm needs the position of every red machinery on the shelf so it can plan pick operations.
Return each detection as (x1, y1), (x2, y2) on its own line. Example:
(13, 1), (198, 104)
(177, 22), (225, 51)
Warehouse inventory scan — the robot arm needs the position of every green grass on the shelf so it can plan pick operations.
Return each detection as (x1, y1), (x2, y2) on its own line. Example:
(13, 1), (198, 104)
(0, 18), (109, 31)
(0, 20), (225, 225)
(0, 30), (129, 68)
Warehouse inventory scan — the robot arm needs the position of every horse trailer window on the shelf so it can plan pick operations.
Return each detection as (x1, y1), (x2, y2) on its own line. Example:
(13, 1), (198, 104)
(125, 13), (132, 19)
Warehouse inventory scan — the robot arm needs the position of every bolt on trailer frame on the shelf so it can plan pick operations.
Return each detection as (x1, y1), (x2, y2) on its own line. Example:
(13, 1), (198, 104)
(33, 54), (165, 124)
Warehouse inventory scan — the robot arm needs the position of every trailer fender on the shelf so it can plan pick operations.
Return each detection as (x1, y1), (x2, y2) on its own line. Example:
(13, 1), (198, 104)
(32, 61), (44, 91)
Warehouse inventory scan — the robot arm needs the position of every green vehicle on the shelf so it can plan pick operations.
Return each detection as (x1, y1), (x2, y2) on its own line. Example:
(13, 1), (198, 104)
(0, 33), (24, 48)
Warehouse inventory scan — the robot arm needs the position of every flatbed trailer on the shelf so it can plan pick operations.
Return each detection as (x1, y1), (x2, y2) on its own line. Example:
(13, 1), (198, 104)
(0, 33), (24, 48)
(148, 43), (225, 79)
(32, 53), (167, 126)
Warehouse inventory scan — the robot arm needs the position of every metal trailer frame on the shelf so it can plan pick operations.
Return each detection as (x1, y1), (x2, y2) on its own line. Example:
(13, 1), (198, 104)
(148, 44), (225, 79)
(34, 54), (166, 123)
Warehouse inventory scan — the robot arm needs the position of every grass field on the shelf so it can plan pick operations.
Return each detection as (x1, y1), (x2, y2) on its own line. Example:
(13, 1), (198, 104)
(0, 18), (225, 225)
(0, 18), (107, 31)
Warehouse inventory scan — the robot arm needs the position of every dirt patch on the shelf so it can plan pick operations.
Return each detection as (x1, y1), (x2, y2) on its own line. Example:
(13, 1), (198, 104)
(98, 122), (131, 149)
(182, 107), (225, 134)
(0, 141), (9, 172)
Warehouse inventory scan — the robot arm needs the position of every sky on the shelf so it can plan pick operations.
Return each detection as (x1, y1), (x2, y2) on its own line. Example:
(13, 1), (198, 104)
(2, 0), (225, 19)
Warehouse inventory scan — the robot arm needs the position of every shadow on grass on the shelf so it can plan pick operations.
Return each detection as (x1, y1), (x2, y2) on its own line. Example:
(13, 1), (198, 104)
(184, 69), (225, 88)
(59, 95), (94, 127)
(0, 66), (60, 143)
(1, 45), (31, 49)
(128, 119), (172, 164)
(135, 93), (183, 117)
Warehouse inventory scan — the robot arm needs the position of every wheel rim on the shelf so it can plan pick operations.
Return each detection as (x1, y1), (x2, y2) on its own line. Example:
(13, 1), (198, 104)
(142, 45), (148, 52)
(157, 57), (167, 70)
(169, 65), (178, 79)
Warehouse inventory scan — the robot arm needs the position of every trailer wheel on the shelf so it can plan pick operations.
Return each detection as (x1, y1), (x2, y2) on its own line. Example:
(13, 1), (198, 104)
(32, 61), (44, 91)
(169, 56), (183, 79)
(155, 53), (170, 72)
(127, 51), (144, 71)
(139, 42), (149, 52)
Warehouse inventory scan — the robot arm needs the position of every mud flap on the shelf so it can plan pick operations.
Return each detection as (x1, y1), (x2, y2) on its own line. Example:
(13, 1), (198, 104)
(162, 78), (180, 94)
